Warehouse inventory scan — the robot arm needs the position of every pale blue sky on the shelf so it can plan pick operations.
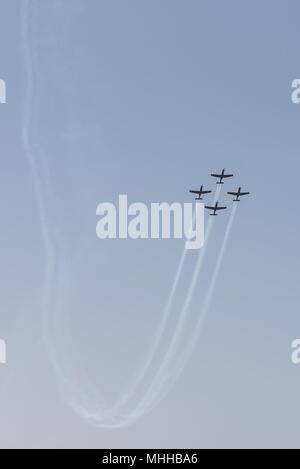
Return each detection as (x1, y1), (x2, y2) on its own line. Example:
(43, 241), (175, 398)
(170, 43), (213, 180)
(0, 0), (300, 448)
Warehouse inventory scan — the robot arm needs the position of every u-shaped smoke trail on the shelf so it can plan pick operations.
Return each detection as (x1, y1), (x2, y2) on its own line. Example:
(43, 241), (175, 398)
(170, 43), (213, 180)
(62, 189), (222, 427)
(21, 0), (235, 428)
(138, 203), (238, 414)
(71, 188), (221, 427)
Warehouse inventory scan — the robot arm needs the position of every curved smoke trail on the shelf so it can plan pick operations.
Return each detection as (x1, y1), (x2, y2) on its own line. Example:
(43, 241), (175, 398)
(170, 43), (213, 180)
(21, 0), (233, 428)
(0, 1), (54, 396)
(21, 0), (78, 393)
(68, 187), (221, 427)
(21, 0), (56, 343)
(82, 187), (222, 426)
(19, 0), (143, 427)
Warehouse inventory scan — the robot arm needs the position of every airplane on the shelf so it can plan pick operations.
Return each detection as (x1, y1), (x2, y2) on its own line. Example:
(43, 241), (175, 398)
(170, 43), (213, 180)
(227, 187), (250, 201)
(211, 169), (233, 184)
(189, 185), (212, 200)
(205, 201), (227, 216)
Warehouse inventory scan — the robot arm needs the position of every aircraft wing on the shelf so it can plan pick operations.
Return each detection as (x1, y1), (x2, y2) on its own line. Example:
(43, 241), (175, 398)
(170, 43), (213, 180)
(211, 173), (221, 178)
(215, 206), (227, 210)
(202, 190), (212, 194)
(205, 205), (215, 210)
(227, 191), (238, 196)
(239, 192), (250, 196)
(222, 174), (233, 178)
(189, 190), (201, 194)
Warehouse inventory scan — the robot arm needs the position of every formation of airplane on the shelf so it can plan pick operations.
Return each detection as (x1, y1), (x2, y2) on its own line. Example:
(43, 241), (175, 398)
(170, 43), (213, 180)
(227, 187), (250, 201)
(189, 185), (212, 200)
(189, 169), (249, 216)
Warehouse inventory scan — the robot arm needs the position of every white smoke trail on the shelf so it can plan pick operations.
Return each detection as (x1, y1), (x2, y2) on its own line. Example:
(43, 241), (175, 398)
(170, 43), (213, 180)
(60, 187), (223, 428)
(79, 187), (220, 427)
(126, 186), (222, 417)
(21, 0), (55, 335)
(21, 0), (73, 391)
(21, 1), (234, 428)
(149, 186), (221, 373)
(111, 187), (220, 410)
(64, 198), (214, 426)
(176, 202), (238, 372)
(61, 190), (223, 427)
(19, 1), (141, 427)
(138, 203), (238, 415)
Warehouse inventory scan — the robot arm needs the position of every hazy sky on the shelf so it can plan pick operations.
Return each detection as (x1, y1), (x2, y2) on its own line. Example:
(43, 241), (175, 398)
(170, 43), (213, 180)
(0, 0), (300, 448)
